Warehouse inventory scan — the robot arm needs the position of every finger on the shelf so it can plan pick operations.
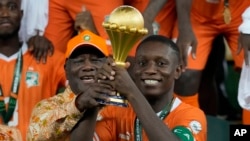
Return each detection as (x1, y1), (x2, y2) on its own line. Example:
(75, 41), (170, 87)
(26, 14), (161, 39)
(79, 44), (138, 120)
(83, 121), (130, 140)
(32, 37), (41, 63)
(237, 39), (243, 55)
(244, 48), (249, 66)
(182, 46), (188, 68)
(28, 44), (34, 52)
(48, 42), (54, 56)
(97, 79), (115, 90)
(191, 41), (197, 59)
(88, 98), (100, 107)
(82, 5), (86, 11)
(42, 51), (48, 64)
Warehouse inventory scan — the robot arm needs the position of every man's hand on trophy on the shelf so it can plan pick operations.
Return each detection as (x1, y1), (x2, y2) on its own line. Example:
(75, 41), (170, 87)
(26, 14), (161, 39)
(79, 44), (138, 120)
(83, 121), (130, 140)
(75, 83), (115, 112)
(97, 57), (135, 97)
(74, 6), (99, 35)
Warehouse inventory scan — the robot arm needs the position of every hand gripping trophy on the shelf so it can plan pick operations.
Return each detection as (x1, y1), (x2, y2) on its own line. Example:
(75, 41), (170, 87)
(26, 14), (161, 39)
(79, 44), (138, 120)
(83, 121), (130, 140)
(99, 5), (148, 107)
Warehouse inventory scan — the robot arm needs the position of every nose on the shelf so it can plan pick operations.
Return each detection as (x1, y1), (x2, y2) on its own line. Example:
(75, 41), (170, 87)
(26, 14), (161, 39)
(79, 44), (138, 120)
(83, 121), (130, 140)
(144, 61), (157, 74)
(0, 8), (10, 17)
(81, 59), (95, 72)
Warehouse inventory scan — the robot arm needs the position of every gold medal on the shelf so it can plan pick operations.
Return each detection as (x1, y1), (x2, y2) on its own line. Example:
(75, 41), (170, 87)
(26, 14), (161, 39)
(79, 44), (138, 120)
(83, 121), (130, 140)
(223, 6), (231, 24)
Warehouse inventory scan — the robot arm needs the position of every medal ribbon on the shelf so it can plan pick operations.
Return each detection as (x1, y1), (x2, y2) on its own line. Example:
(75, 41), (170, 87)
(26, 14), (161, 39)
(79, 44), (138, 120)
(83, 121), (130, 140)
(134, 97), (174, 141)
(0, 50), (23, 124)
(223, 0), (231, 24)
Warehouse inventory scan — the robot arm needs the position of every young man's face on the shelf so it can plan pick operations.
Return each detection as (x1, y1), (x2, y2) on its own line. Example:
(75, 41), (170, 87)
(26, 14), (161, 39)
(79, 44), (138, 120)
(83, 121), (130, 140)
(133, 41), (181, 98)
(0, 0), (22, 37)
(65, 47), (106, 94)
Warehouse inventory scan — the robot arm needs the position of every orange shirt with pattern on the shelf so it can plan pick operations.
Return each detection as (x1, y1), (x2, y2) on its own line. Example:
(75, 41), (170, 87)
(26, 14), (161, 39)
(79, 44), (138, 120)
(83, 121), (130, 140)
(0, 43), (66, 140)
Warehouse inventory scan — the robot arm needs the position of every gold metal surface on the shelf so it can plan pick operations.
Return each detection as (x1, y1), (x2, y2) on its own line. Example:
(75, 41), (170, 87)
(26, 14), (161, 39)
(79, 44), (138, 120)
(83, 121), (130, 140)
(103, 5), (148, 66)
(223, 6), (231, 24)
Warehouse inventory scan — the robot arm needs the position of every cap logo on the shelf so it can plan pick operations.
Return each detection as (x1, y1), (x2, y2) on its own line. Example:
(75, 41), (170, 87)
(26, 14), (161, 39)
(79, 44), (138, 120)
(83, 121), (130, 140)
(83, 34), (91, 41)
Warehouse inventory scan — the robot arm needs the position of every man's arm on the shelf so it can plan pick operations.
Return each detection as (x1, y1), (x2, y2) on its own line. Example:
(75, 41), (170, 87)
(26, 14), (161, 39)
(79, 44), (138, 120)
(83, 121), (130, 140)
(142, 0), (168, 35)
(176, 0), (197, 70)
(70, 108), (99, 141)
(27, 90), (83, 141)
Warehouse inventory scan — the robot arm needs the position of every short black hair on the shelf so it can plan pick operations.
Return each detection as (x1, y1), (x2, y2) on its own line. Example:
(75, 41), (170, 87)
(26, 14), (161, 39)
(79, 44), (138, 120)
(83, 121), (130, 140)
(69, 45), (105, 59)
(136, 35), (180, 62)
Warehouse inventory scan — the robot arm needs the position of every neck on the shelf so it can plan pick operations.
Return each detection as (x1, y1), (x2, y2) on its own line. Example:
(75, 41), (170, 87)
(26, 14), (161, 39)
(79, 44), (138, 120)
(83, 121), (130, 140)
(0, 36), (21, 57)
(147, 91), (174, 113)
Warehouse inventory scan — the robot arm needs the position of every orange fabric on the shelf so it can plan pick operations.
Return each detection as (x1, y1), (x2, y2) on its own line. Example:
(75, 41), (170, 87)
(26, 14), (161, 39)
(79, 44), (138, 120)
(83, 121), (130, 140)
(128, 0), (176, 37)
(242, 109), (250, 125)
(0, 46), (66, 140)
(174, 93), (200, 108)
(127, 0), (176, 57)
(172, 0), (250, 70)
(45, 0), (124, 53)
(65, 30), (109, 58)
(95, 98), (207, 141)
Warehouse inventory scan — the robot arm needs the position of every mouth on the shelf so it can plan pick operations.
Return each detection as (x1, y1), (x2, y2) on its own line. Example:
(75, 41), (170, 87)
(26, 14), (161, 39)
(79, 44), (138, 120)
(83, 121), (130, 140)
(142, 79), (162, 86)
(80, 75), (95, 83)
(0, 21), (12, 27)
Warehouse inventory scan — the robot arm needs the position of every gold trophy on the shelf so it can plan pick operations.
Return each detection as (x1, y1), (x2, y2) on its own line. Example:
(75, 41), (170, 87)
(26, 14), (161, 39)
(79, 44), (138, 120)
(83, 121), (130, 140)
(98, 5), (148, 107)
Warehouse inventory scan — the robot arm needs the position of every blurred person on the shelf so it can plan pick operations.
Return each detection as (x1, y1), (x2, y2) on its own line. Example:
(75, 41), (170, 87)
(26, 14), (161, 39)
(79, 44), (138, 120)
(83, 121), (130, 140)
(20, 0), (54, 63)
(45, 0), (124, 53)
(0, 0), (66, 140)
(172, 0), (250, 123)
(237, 6), (250, 125)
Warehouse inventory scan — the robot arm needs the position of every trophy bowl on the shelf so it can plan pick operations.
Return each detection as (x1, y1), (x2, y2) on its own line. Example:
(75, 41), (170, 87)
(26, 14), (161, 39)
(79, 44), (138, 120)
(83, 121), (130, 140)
(98, 5), (148, 107)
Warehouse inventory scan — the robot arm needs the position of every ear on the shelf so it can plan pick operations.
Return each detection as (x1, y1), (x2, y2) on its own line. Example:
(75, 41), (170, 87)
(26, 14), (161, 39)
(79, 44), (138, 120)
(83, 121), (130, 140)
(174, 64), (182, 79)
(20, 10), (23, 19)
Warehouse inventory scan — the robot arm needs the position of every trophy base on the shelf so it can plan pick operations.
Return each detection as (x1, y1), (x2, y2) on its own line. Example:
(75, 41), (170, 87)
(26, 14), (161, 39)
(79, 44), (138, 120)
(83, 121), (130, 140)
(96, 94), (128, 107)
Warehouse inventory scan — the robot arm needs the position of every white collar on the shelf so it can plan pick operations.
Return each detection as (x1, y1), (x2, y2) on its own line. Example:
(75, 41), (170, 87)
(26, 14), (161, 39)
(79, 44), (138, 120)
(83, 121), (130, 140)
(0, 43), (28, 62)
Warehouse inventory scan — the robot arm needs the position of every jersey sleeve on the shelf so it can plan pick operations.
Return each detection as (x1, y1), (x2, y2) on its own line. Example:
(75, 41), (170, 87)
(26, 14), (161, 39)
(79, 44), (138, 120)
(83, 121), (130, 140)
(170, 106), (207, 141)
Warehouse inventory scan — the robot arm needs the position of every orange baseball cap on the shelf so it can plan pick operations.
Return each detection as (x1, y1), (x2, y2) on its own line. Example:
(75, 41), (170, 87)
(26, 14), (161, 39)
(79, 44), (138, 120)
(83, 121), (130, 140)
(65, 30), (109, 58)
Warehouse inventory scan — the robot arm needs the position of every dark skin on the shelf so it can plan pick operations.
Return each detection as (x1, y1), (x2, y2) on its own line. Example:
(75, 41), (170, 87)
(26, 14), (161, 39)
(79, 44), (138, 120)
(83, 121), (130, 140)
(176, 0), (197, 71)
(28, 33), (54, 64)
(0, 0), (53, 63)
(0, 0), (23, 56)
(66, 48), (116, 140)
(65, 48), (114, 112)
(74, 6), (99, 35)
(70, 39), (182, 141)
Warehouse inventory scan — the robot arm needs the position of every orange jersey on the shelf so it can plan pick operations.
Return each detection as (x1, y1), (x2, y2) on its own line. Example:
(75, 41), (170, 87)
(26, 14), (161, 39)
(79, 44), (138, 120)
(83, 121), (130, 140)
(0, 43), (66, 140)
(95, 98), (207, 141)
(173, 0), (250, 70)
(191, 0), (250, 24)
(45, 0), (124, 53)
(128, 0), (176, 37)
(127, 0), (176, 56)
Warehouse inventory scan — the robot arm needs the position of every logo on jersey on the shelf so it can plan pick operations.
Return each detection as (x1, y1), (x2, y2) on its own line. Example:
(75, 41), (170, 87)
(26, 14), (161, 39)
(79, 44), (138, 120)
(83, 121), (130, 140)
(83, 35), (91, 41)
(189, 120), (202, 134)
(96, 113), (103, 121)
(119, 132), (131, 140)
(26, 71), (39, 88)
(206, 0), (220, 3)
